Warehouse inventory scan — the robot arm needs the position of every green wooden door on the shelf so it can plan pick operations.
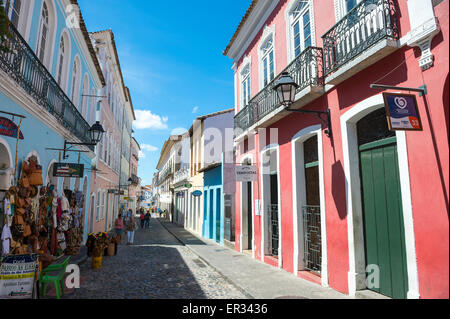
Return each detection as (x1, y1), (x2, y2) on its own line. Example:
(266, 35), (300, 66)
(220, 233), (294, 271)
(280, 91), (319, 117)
(359, 136), (408, 299)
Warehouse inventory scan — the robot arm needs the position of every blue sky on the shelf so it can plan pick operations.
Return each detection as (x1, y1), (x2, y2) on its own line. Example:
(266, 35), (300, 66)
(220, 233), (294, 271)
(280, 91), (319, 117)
(78, 0), (252, 185)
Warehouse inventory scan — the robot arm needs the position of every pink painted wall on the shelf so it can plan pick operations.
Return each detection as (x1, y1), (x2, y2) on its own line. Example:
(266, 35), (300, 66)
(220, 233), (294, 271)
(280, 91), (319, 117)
(232, 0), (449, 298)
(88, 98), (120, 234)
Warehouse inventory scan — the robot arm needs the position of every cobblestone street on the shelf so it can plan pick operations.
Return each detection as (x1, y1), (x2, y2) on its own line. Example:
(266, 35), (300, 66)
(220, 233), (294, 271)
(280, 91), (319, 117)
(58, 217), (247, 299)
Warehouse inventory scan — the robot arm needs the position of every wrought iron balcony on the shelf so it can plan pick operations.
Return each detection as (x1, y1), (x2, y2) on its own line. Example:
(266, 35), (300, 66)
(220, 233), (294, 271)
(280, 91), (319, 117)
(322, 0), (399, 78)
(0, 23), (94, 149)
(173, 165), (190, 185)
(234, 47), (323, 135)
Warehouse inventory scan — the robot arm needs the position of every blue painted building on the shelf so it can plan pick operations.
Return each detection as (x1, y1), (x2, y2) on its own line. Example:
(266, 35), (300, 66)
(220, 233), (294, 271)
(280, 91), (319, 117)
(202, 162), (224, 245)
(0, 0), (105, 241)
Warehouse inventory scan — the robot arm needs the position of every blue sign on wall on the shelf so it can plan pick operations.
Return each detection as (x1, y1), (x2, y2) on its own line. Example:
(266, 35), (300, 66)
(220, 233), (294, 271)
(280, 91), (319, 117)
(383, 93), (423, 131)
(192, 190), (203, 197)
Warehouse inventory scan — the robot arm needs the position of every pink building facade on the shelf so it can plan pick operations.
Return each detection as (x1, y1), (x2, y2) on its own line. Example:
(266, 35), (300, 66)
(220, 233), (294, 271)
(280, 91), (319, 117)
(225, 0), (448, 299)
(87, 30), (129, 234)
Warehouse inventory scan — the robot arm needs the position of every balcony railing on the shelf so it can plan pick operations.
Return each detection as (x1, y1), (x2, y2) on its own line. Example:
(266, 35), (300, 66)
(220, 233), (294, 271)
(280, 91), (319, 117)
(235, 47), (323, 134)
(0, 23), (93, 148)
(173, 166), (190, 185)
(322, 0), (398, 77)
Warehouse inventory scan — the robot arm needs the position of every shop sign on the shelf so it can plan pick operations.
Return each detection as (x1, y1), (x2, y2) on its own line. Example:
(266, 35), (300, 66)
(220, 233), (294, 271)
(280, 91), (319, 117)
(383, 93), (423, 131)
(192, 190), (202, 197)
(0, 117), (24, 140)
(236, 165), (257, 182)
(177, 192), (184, 198)
(0, 254), (38, 299)
(53, 163), (84, 178)
(184, 183), (193, 188)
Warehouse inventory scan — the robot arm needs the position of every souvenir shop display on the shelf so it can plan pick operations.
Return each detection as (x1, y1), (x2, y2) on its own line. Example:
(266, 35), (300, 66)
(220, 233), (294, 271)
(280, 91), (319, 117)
(85, 232), (112, 269)
(0, 157), (87, 266)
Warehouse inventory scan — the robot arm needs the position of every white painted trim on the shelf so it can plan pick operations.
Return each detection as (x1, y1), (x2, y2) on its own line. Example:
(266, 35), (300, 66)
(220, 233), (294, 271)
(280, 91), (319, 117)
(55, 28), (71, 94)
(285, 0), (317, 64)
(45, 159), (59, 188)
(57, 0), (103, 88)
(291, 124), (328, 287)
(0, 137), (13, 169)
(239, 56), (252, 113)
(36, 0), (58, 72)
(24, 0), (35, 42)
(260, 143), (282, 268)
(257, 24), (276, 91)
(226, 0), (280, 62)
(25, 150), (41, 164)
(340, 94), (419, 298)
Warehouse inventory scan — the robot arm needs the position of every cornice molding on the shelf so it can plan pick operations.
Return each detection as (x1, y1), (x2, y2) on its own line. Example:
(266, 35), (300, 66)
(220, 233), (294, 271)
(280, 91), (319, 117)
(226, 0), (280, 63)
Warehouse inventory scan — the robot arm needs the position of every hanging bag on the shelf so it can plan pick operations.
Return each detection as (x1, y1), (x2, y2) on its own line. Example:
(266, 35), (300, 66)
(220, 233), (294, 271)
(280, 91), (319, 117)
(29, 165), (43, 186)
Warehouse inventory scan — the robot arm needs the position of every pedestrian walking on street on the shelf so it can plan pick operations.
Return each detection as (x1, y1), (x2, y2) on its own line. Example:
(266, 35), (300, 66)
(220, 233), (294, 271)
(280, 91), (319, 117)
(114, 214), (124, 244)
(126, 215), (137, 245)
(144, 211), (151, 229)
(140, 212), (145, 229)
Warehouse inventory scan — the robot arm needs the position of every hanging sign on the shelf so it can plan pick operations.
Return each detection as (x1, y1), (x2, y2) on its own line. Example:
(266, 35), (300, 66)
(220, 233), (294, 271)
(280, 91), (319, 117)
(0, 254), (38, 299)
(236, 165), (257, 182)
(383, 93), (423, 131)
(53, 163), (84, 178)
(184, 183), (193, 189)
(0, 117), (24, 140)
(192, 190), (202, 197)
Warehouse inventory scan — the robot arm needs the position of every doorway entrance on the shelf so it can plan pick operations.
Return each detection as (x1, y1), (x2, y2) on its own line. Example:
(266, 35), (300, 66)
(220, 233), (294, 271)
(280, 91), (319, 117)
(357, 108), (408, 299)
(303, 135), (321, 275)
(241, 158), (253, 253)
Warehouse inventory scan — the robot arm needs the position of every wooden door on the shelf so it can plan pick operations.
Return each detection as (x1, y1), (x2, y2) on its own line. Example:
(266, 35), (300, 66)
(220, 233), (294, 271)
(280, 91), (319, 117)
(358, 109), (408, 299)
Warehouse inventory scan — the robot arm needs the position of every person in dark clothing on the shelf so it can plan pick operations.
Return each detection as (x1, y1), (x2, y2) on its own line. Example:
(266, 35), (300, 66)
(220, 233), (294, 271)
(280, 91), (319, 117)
(144, 212), (151, 229)
(140, 212), (145, 229)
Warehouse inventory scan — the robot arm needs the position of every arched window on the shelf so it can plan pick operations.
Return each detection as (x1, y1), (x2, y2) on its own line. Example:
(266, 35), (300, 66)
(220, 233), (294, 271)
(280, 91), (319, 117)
(81, 75), (89, 118)
(57, 36), (66, 85)
(70, 58), (81, 108)
(5, 0), (22, 29)
(37, 2), (49, 63)
(241, 64), (251, 107)
(261, 36), (275, 87)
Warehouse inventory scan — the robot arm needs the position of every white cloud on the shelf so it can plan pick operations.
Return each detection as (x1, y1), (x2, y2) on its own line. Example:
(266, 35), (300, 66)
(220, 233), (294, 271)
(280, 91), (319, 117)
(141, 144), (158, 152)
(138, 151), (146, 159)
(192, 106), (199, 114)
(133, 110), (168, 130)
(171, 127), (188, 136)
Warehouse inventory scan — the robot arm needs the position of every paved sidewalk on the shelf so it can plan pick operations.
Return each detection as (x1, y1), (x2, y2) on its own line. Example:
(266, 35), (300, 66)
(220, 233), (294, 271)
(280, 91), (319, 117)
(158, 219), (351, 299)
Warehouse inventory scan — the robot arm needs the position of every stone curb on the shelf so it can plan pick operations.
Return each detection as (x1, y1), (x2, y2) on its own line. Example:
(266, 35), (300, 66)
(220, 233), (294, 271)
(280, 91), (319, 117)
(157, 218), (255, 299)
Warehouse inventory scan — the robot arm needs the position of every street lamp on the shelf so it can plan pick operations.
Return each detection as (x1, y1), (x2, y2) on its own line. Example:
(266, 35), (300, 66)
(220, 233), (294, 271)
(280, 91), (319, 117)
(62, 121), (106, 159)
(273, 72), (299, 108)
(273, 72), (333, 138)
(89, 121), (106, 144)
